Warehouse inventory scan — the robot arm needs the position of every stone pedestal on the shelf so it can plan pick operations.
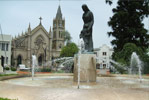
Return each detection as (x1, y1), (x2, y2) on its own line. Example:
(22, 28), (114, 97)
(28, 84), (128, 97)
(0, 58), (3, 73)
(73, 54), (96, 82)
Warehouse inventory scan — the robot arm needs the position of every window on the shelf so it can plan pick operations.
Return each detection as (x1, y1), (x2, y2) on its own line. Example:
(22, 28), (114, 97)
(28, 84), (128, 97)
(6, 57), (8, 64)
(103, 64), (106, 68)
(6, 43), (9, 51)
(59, 23), (62, 27)
(59, 21), (62, 27)
(59, 44), (62, 49)
(2, 43), (5, 51)
(106, 64), (109, 69)
(54, 32), (56, 38)
(0, 43), (2, 50)
(103, 52), (107, 56)
(61, 33), (63, 38)
(59, 31), (61, 38)
(59, 31), (62, 38)
(54, 23), (57, 27)
(96, 63), (100, 69)
(100, 64), (103, 69)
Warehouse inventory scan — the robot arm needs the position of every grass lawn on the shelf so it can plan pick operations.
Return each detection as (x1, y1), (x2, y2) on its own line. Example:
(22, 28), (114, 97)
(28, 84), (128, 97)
(0, 74), (18, 77)
(0, 97), (16, 100)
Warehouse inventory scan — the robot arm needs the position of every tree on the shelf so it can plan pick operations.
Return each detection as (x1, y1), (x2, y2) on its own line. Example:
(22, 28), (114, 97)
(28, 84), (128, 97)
(114, 43), (143, 65)
(107, 0), (149, 53)
(60, 43), (79, 57)
(105, 0), (113, 5)
(62, 30), (72, 45)
(112, 43), (144, 73)
(141, 48), (149, 74)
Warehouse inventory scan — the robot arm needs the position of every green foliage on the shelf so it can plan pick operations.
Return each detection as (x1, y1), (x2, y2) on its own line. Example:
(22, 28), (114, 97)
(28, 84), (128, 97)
(105, 0), (112, 5)
(141, 49), (149, 74)
(4, 67), (10, 70)
(0, 74), (17, 77)
(114, 43), (143, 66)
(114, 64), (127, 74)
(112, 43), (149, 74)
(11, 67), (17, 71)
(107, 0), (149, 52)
(0, 98), (17, 100)
(52, 70), (64, 73)
(36, 68), (51, 72)
(0, 98), (11, 100)
(60, 43), (79, 57)
(62, 30), (72, 45)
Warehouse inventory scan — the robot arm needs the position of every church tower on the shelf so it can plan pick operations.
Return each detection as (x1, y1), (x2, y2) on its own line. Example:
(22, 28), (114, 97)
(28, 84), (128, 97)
(52, 5), (65, 57)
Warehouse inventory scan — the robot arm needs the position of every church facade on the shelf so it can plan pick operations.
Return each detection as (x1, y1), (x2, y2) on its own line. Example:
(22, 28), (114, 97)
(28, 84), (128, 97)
(11, 6), (65, 67)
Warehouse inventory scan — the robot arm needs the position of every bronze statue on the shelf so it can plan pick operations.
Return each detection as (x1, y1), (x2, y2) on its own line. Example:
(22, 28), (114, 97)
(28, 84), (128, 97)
(80, 4), (94, 52)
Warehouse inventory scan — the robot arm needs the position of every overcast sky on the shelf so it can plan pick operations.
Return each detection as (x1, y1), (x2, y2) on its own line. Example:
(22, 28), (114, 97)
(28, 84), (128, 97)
(0, 0), (148, 48)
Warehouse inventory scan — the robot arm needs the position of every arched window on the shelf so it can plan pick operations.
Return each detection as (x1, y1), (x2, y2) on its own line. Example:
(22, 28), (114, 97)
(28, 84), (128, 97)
(38, 54), (43, 66)
(17, 55), (22, 66)
(59, 44), (62, 49)
(35, 35), (45, 49)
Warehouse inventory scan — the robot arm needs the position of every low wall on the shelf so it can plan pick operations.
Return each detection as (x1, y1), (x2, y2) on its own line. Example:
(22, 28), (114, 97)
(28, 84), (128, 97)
(0, 74), (31, 81)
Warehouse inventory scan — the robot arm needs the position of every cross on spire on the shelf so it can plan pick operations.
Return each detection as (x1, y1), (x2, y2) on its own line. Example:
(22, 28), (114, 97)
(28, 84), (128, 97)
(39, 17), (42, 25)
(59, 0), (61, 5)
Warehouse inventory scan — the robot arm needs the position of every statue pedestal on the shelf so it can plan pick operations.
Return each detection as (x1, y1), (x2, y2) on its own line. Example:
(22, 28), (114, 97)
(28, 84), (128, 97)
(73, 54), (96, 82)
(0, 58), (3, 73)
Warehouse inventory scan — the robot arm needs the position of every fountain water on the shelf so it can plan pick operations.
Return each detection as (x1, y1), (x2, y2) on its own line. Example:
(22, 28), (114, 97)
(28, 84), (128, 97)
(74, 39), (97, 89)
(130, 52), (142, 82)
(77, 39), (82, 89)
(32, 55), (38, 80)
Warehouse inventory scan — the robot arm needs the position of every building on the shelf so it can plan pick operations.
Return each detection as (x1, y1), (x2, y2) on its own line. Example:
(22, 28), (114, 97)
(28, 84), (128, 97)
(0, 34), (12, 67)
(11, 5), (65, 67)
(94, 44), (113, 74)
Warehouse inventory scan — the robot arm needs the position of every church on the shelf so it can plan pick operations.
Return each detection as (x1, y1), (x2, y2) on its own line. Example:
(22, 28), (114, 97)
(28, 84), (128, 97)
(11, 6), (65, 67)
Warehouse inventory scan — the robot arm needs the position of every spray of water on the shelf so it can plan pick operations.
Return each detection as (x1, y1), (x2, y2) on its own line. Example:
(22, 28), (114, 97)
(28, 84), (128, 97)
(77, 39), (83, 89)
(32, 55), (38, 80)
(130, 52), (142, 83)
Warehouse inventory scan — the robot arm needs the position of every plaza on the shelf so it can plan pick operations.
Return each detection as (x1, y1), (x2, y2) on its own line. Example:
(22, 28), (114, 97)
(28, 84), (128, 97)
(0, 74), (149, 100)
(0, 0), (149, 100)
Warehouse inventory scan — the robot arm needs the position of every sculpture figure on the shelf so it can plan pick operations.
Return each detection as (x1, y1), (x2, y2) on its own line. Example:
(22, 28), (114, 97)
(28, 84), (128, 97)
(80, 4), (94, 52)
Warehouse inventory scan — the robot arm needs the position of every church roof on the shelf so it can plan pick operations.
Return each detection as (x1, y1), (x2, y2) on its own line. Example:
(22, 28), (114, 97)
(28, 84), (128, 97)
(56, 5), (62, 19)
(31, 24), (51, 38)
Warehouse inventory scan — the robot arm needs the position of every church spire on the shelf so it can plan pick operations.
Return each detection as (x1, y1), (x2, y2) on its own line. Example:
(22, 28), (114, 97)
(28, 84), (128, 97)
(28, 23), (31, 34)
(39, 17), (42, 25)
(22, 31), (24, 36)
(49, 26), (51, 33)
(56, 5), (62, 19)
(28, 23), (31, 30)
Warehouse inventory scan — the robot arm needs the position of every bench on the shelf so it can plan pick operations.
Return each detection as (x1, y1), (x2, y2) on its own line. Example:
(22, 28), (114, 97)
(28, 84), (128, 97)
(19, 64), (30, 71)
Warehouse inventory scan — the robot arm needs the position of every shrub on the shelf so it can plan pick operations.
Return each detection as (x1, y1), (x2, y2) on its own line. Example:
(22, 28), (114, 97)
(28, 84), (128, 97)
(36, 68), (51, 72)
(11, 67), (17, 71)
(0, 97), (16, 100)
(5, 67), (10, 70)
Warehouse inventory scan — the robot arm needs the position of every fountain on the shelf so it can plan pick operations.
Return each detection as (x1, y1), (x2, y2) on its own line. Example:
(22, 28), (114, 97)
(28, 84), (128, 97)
(32, 55), (38, 80)
(73, 39), (96, 83)
(130, 52), (142, 82)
